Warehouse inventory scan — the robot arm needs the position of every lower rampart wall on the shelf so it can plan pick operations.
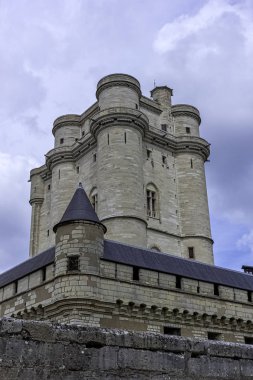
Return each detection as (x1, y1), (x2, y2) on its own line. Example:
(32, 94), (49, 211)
(0, 317), (253, 379)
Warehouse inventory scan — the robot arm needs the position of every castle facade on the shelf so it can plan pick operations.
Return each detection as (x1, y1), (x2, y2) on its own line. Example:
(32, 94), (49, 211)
(0, 74), (253, 344)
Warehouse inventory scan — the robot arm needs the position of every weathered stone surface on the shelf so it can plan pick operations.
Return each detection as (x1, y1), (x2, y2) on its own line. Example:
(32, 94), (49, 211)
(0, 318), (253, 379)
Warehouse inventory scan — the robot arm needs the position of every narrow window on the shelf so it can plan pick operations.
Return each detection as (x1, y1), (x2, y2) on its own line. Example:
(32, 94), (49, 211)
(133, 266), (139, 281)
(197, 286), (200, 293)
(75, 138), (78, 142)
(135, 104), (138, 109)
(176, 276), (182, 289)
(147, 189), (157, 218)
(60, 138), (64, 144)
(248, 291), (252, 302)
(47, 230), (49, 237)
(67, 256), (80, 272)
(107, 133), (110, 145)
(47, 184), (51, 191)
(91, 193), (98, 212)
(147, 149), (152, 159)
(208, 332), (221, 341)
(162, 155), (167, 165)
(188, 247), (195, 259)
(190, 159), (193, 168)
(82, 131), (85, 136)
(245, 337), (253, 345)
(186, 127), (191, 134)
(124, 132), (127, 144)
(76, 166), (79, 174)
(14, 281), (18, 294)
(164, 327), (181, 336)
(58, 170), (60, 179)
(214, 284), (219, 296)
(161, 124), (167, 132)
(42, 267), (46, 282)
(93, 153), (97, 162)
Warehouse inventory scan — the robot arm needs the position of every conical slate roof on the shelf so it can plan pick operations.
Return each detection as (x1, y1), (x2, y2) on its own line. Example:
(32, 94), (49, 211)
(53, 183), (106, 232)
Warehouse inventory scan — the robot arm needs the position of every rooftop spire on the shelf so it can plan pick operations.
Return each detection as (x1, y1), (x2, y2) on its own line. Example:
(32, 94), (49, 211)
(53, 183), (106, 233)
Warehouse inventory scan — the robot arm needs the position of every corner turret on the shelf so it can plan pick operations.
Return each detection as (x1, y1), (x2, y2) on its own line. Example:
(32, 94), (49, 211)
(53, 183), (106, 277)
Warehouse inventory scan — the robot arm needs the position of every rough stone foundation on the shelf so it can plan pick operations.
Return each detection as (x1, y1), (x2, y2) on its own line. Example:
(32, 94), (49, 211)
(0, 318), (253, 379)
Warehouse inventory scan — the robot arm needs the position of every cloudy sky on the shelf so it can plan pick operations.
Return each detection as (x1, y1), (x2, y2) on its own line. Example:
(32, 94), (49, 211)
(0, 0), (253, 273)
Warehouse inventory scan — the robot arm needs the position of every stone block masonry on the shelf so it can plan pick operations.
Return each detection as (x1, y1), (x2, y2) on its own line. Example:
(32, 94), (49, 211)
(0, 317), (253, 379)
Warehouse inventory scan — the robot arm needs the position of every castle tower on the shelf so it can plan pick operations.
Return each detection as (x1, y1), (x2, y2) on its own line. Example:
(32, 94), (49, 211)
(172, 105), (213, 264)
(91, 74), (149, 247)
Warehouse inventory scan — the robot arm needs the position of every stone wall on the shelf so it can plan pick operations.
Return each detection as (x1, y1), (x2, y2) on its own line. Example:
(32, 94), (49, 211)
(0, 318), (253, 379)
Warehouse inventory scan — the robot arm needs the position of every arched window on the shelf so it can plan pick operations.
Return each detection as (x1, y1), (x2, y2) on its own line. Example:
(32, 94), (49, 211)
(146, 183), (159, 218)
(90, 187), (98, 212)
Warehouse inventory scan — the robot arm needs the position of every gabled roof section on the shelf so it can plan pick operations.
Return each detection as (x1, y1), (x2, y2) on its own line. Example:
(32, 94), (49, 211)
(53, 183), (106, 233)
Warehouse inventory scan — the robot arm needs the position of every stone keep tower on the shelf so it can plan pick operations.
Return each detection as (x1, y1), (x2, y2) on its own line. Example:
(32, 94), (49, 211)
(29, 74), (213, 265)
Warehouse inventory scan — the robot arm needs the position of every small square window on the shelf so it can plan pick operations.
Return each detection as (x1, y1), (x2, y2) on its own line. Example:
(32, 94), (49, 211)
(208, 332), (222, 341)
(162, 155), (167, 165)
(161, 124), (167, 132)
(67, 256), (80, 272)
(186, 127), (191, 134)
(147, 149), (152, 159)
(76, 166), (80, 174)
(93, 153), (97, 162)
(164, 327), (181, 336)
(60, 138), (64, 144)
(245, 337), (253, 345)
(82, 131), (85, 136)
(47, 184), (51, 190)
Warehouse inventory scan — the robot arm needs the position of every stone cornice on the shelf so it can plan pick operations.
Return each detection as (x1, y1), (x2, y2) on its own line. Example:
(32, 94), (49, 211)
(52, 114), (81, 136)
(90, 107), (149, 138)
(172, 104), (201, 125)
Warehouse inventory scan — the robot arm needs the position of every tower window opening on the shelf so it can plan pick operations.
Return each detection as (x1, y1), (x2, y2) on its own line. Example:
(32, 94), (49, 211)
(147, 189), (157, 218)
(93, 153), (97, 162)
(248, 291), (252, 302)
(214, 284), (220, 296)
(76, 166), (79, 174)
(75, 138), (78, 142)
(82, 131), (85, 136)
(47, 230), (49, 237)
(176, 276), (182, 289)
(162, 155), (167, 165)
(14, 281), (18, 294)
(208, 332), (221, 341)
(147, 149), (152, 159)
(245, 337), (253, 345)
(133, 266), (140, 281)
(91, 193), (98, 212)
(67, 256), (80, 272)
(161, 124), (167, 132)
(124, 132), (127, 144)
(135, 104), (138, 109)
(164, 327), (181, 336)
(188, 247), (195, 259)
(107, 133), (110, 145)
(190, 159), (193, 168)
(186, 127), (191, 134)
(47, 184), (51, 191)
(60, 138), (64, 144)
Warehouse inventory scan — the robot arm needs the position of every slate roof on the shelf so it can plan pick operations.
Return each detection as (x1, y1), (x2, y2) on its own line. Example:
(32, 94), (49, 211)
(53, 183), (106, 232)
(1, 240), (253, 292)
(0, 247), (55, 288)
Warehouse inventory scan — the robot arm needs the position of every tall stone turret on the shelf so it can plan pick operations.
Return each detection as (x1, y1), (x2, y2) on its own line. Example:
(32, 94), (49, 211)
(172, 105), (213, 264)
(91, 74), (148, 247)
